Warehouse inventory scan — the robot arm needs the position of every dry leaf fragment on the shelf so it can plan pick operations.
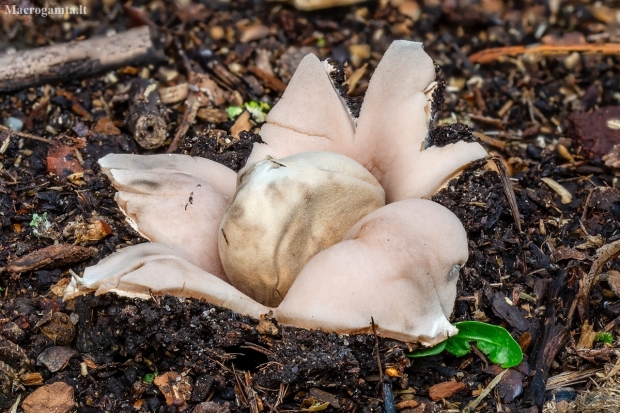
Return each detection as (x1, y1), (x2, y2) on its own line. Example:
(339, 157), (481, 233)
(154, 372), (193, 411)
(93, 116), (121, 135)
(47, 145), (84, 178)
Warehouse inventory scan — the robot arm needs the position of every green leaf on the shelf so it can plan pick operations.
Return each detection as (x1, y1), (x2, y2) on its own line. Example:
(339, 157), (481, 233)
(408, 341), (446, 358)
(407, 321), (523, 369)
(29, 212), (47, 228)
(227, 106), (243, 120)
(447, 321), (523, 368)
(143, 372), (157, 383)
(316, 38), (326, 47)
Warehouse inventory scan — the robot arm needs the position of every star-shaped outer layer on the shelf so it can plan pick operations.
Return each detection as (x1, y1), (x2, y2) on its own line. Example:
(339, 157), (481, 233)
(64, 40), (488, 347)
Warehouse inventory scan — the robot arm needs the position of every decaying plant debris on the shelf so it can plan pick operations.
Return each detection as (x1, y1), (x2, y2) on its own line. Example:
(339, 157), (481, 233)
(1, 1), (620, 412)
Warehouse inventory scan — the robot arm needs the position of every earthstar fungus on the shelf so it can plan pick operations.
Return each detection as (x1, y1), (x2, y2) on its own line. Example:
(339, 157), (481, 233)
(65, 40), (488, 347)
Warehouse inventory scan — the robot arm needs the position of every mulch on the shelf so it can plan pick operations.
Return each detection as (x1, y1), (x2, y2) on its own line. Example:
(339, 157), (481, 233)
(1, 1), (620, 412)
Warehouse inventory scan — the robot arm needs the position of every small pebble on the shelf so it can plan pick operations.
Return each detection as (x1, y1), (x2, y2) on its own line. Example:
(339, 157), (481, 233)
(3, 117), (23, 131)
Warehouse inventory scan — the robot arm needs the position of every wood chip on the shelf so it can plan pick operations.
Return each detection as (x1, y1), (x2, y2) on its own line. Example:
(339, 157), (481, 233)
(22, 382), (75, 413)
(247, 66), (286, 93)
(154, 371), (193, 411)
(160, 83), (189, 104)
(7, 244), (94, 274)
(230, 111), (251, 139)
(576, 321), (597, 349)
(395, 399), (420, 409)
(309, 388), (340, 408)
(197, 107), (229, 123)
(550, 247), (589, 263)
(428, 381), (467, 401)
(19, 372), (43, 386)
(605, 270), (620, 298)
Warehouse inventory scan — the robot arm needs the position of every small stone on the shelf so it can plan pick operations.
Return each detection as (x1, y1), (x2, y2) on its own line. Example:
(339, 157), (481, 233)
(3, 117), (23, 132)
(22, 382), (74, 413)
(194, 401), (231, 413)
(428, 381), (467, 401)
(37, 346), (78, 373)
(191, 375), (214, 402)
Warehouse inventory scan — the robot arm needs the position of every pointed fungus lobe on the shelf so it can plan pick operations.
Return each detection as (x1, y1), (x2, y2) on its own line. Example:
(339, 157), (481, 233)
(219, 151), (385, 307)
(64, 242), (270, 319)
(246, 53), (355, 164)
(248, 40), (487, 202)
(275, 199), (467, 347)
(98, 153), (236, 281)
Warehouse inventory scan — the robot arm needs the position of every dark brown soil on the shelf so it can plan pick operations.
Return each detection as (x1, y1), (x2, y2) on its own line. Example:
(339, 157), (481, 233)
(2, 1), (620, 412)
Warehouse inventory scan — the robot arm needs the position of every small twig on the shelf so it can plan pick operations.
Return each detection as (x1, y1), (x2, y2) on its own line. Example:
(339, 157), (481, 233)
(568, 239), (620, 322)
(581, 188), (594, 222)
(232, 367), (249, 407)
(469, 43), (620, 65)
(463, 369), (508, 413)
(0, 124), (53, 144)
(490, 156), (522, 232)
(470, 344), (490, 369)
(244, 371), (260, 413)
(371, 318), (396, 413)
(371, 318), (383, 380)
(166, 36), (208, 153)
(241, 342), (274, 357)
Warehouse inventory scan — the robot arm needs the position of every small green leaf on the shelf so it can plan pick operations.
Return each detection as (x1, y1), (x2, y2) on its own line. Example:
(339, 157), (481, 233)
(408, 341), (446, 358)
(143, 372), (157, 383)
(227, 106), (243, 120)
(407, 321), (523, 369)
(29, 212), (47, 228)
(447, 321), (523, 368)
(316, 38), (325, 47)
(595, 332), (614, 344)
(244, 100), (271, 123)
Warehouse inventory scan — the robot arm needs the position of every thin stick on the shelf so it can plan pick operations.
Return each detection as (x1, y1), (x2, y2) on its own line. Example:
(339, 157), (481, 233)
(469, 43), (620, 65)
(490, 157), (522, 232)
(0, 124), (53, 144)
(463, 369), (508, 412)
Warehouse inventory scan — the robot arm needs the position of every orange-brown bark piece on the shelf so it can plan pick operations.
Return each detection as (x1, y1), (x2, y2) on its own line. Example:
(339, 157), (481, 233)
(428, 381), (467, 401)
(469, 43), (620, 65)
(153, 372), (193, 411)
(22, 382), (75, 413)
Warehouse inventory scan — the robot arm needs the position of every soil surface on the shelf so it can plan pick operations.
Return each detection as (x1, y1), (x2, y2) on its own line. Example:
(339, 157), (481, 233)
(2, 1), (620, 413)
